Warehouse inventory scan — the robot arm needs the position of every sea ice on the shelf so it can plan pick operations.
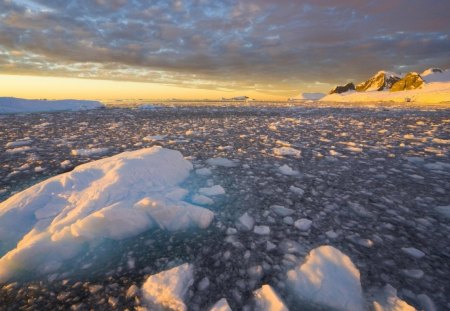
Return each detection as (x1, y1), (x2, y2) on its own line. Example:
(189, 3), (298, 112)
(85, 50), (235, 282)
(294, 219), (312, 231)
(206, 157), (238, 167)
(278, 164), (299, 176)
(71, 147), (109, 156)
(141, 263), (193, 311)
(273, 147), (301, 158)
(401, 247), (425, 259)
(286, 245), (364, 311)
(199, 185), (226, 196)
(372, 284), (415, 311)
(253, 284), (288, 311)
(0, 147), (214, 282)
(254, 225), (271, 235)
(236, 212), (255, 231)
(209, 298), (232, 311)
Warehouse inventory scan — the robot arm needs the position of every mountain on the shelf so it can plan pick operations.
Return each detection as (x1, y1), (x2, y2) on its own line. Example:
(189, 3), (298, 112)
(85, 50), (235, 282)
(321, 67), (450, 104)
(356, 71), (401, 92)
(390, 72), (424, 92)
(329, 83), (356, 94)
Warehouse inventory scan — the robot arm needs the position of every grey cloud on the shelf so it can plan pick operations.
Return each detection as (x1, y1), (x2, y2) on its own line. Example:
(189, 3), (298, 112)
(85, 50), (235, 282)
(0, 0), (449, 94)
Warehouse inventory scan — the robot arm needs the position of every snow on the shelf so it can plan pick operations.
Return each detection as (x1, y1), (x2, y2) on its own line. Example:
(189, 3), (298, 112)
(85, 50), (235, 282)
(372, 284), (416, 311)
(286, 245), (364, 311)
(209, 298), (232, 311)
(278, 164), (299, 176)
(421, 69), (450, 83)
(141, 263), (193, 311)
(253, 284), (288, 311)
(0, 97), (104, 114)
(199, 185), (226, 196)
(0, 147), (214, 282)
(206, 157), (238, 167)
(273, 147), (301, 158)
(71, 147), (109, 156)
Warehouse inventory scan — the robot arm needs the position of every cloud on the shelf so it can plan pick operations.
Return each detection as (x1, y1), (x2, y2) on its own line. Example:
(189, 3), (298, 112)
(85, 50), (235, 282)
(0, 0), (449, 95)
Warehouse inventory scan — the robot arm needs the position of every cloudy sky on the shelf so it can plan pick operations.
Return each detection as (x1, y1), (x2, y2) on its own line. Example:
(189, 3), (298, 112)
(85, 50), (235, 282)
(1, 0), (449, 99)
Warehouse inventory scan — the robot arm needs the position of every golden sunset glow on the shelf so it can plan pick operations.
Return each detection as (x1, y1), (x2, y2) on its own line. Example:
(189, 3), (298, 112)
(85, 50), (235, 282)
(0, 74), (286, 101)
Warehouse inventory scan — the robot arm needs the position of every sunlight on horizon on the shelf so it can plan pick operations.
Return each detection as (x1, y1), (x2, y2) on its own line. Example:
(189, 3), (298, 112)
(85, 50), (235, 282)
(0, 74), (285, 101)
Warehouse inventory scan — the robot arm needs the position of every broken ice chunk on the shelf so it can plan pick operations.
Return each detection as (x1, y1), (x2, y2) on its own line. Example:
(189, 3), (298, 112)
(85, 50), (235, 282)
(286, 245), (364, 311)
(141, 263), (193, 311)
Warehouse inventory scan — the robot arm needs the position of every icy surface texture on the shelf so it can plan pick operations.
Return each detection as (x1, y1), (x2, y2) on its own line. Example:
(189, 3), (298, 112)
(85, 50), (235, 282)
(0, 147), (213, 282)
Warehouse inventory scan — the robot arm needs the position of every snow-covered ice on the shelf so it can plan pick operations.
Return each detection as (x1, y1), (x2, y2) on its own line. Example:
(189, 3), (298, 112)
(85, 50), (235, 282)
(206, 157), (238, 167)
(286, 245), (364, 311)
(209, 298), (232, 311)
(141, 263), (193, 311)
(71, 147), (109, 156)
(273, 147), (301, 158)
(278, 164), (299, 176)
(199, 185), (226, 196)
(372, 284), (416, 311)
(0, 147), (213, 282)
(253, 284), (288, 311)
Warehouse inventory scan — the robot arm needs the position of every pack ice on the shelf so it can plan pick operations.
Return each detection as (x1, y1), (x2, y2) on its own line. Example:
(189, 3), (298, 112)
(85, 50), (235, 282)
(0, 147), (214, 282)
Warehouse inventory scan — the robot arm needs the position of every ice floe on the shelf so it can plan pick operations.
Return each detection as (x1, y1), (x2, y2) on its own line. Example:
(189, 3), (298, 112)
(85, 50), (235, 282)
(0, 147), (213, 282)
(286, 245), (364, 311)
(141, 263), (193, 311)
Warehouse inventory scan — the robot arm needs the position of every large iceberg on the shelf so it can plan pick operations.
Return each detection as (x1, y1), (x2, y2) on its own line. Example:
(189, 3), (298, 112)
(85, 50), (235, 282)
(0, 147), (214, 282)
(0, 97), (104, 114)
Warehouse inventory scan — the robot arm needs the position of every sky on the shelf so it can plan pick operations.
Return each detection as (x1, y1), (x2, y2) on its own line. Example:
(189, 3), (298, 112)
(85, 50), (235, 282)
(0, 0), (449, 100)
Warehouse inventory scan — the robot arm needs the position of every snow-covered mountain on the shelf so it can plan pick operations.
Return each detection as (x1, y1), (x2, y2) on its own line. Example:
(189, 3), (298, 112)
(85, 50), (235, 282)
(356, 71), (401, 92)
(322, 68), (450, 104)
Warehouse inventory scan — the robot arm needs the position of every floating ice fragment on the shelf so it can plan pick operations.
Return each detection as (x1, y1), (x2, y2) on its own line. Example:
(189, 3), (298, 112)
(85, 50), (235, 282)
(141, 263), (193, 311)
(192, 194), (214, 205)
(206, 157), (238, 167)
(294, 219), (312, 231)
(209, 298), (232, 311)
(195, 167), (212, 176)
(372, 284), (416, 311)
(278, 164), (299, 176)
(271, 205), (294, 217)
(199, 185), (226, 196)
(254, 225), (270, 235)
(286, 245), (364, 311)
(71, 147), (109, 156)
(273, 147), (301, 158)
(236, 212), (255, 231)
(401, 247), (425, 259)
(253, 284), (288, 311)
